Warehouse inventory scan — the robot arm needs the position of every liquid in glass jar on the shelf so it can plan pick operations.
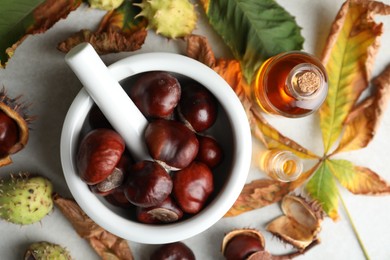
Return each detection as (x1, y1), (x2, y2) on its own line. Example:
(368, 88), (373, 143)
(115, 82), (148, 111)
(259, 149), (303, 182)
(252, 51), (328, 118)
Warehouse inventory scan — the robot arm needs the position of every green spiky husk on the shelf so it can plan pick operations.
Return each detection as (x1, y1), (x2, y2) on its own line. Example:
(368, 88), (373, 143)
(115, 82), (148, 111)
(135, 0), (197, 39)
(24, 241), (72, 260)
(0, 173), (53, 225)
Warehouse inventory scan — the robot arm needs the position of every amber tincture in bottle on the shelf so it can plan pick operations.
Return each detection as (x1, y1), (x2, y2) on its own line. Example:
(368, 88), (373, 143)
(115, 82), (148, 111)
(253, 51), (328, 117)
(259, 149), (303, 182)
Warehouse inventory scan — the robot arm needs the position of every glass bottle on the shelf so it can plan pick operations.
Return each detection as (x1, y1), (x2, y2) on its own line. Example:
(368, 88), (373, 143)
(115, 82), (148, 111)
(259, 149), (303, 182)
(252, 51), (328, 118)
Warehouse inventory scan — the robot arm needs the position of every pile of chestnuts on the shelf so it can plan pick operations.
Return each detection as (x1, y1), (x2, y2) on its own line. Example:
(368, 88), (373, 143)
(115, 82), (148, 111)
(76, 71), (224, 224)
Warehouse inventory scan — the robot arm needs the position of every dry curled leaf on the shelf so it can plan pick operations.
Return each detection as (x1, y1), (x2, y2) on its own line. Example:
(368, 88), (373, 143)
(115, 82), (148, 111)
(335, 64), (390, 153)
(320, 0), (390, 153)
(328, 159), (390, 195)
(224, 179), (290, 217)
(53, 194), (133, 260)
(58, 1), (147, 54)
(0, 0), (82, 67)
(185, 34), (216, 68)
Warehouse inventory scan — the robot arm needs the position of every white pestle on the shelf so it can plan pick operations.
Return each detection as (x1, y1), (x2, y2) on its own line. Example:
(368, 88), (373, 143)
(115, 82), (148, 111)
(65, 43), (150, 160)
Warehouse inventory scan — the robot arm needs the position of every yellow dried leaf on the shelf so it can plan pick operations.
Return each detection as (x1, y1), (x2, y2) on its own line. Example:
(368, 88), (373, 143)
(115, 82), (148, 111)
(335, 64), (390, 153)
(319, 0), (390, 153)
(53, 194), (133, 260)
(328, 159), (390, 195)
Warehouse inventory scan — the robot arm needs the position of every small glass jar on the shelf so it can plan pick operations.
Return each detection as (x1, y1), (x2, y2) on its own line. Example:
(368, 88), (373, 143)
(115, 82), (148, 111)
(252, 51), (328, 118)
(259, 149), (303, 182)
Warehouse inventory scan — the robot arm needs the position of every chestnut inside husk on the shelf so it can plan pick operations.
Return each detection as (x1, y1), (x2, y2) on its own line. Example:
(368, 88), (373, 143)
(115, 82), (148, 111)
(0, 89), (32, 167)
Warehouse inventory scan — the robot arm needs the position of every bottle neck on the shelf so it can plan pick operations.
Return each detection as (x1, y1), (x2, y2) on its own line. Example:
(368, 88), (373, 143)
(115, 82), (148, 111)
(285, 63), (325, 100)
(268, 151), (302, 182)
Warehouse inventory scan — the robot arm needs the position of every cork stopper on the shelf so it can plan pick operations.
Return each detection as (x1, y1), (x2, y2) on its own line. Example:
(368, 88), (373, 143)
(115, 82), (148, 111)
(286, 63), (324, 99)
(296, 71), (320, 93)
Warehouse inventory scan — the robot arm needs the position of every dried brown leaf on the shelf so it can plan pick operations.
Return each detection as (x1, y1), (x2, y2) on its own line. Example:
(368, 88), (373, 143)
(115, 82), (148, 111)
(30, 0), (82, 34)
(225, 179), (291, 217)
(57, 29), (146, 54)
(53, 194), (133, 260)
(58, 1), (147, 54)
(185, 34), (216, 68)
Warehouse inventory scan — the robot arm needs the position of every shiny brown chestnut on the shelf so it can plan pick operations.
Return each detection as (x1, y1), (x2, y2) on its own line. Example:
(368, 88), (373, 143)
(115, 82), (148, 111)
(129, 71), (181, 119)
(77, 129), (125, 185)
(0, 110), (19, 158)
(89, 153), (131, 195)
(124, 160), (173, 207)
(178, 83), (217, 132)
(222, 229), (265, 260)
(137, 196), (183, 224)
(172, 161), (214, 214)
(104, 187), (134, 208)
(150, 242), (195, 260)
(145, 119), (199, 170)
(196, 135), (223, 168)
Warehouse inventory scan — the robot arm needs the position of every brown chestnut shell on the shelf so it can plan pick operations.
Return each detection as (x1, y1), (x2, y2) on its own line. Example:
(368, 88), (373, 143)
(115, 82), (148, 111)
(129, 71), (181, 119)
(172, 161), (214, 214)
(77, 129), (125, 185)
(222, 229), (265, 260)
(145, 119), (199, 170)
(124, 160), (173, 208)
(196, 135), (223, 168)
(150, 242), (195, 260)
(136, 196), (183, 224)
(178, 83), (217, 132)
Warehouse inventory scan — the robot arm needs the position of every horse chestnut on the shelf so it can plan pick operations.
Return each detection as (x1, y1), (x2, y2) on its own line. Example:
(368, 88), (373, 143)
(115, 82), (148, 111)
(150, 242), (195, 260)
(104, 188), (134, 208)
(222, 229), (265, 260)
(196, 135), (223, 168)
(124, 160), (173, 207)
(90, 153), (131, 195)
(172, 161), (214, 214)
(178, 83), (217, 132)
(129, 71), (181, 119)
(77, 129), (125, 185)
(137, 196), (183, 224)
(145, 119), (199, 170)
(0, 110), (19, 158)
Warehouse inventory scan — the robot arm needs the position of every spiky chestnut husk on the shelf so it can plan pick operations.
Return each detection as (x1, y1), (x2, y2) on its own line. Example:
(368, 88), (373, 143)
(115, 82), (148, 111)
(88, 0), (124, 10)
(24, 241), (72, 260)
(134, 0), (197, 39)
(0, 88), (33, 167)
(266, 195), (324, 251)
(0, 173), (53, 225)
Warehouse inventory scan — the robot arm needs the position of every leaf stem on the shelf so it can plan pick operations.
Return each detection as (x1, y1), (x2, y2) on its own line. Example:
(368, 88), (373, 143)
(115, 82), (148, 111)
(337, 189), (370, 260)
